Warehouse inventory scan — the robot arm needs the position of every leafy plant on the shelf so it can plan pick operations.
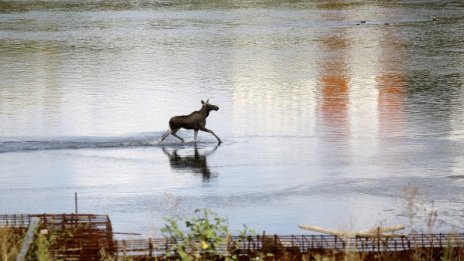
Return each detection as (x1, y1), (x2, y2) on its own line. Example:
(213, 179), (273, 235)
(27, 227), (59, 261)
(231, 224), (255, 250)
(161, 215), (189, 260)
(35, 232), (54, 261)
(161, 209), (232, 260)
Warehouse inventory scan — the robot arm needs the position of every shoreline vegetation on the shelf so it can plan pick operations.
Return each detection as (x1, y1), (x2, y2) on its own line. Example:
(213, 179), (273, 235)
(1, 208), (463, 261)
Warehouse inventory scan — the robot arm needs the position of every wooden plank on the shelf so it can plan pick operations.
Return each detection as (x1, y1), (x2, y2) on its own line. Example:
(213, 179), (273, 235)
(298, 224), (405, 238)
(16, 217), (40, 261)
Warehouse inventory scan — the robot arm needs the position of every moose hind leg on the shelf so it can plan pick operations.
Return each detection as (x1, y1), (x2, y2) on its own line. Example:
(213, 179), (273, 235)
(194, 129), (199, 141)
(171, 129), (184, 143)
(159, 129), (171, 143)
(200, 128), (222, 144)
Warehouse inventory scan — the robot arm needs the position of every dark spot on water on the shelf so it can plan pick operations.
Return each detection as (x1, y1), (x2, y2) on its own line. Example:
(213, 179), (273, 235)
(447, 175), (464, 180)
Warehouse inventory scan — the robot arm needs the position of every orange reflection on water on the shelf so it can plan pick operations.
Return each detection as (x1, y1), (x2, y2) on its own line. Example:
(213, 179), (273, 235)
(317, 32), (351, 138)
(319, 75), (350, 137)
(376, 25), (406, 137)
(377, 74), (406, 135)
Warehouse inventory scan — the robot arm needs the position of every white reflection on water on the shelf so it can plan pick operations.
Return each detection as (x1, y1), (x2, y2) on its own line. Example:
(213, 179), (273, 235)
(1, 2), (464, 234)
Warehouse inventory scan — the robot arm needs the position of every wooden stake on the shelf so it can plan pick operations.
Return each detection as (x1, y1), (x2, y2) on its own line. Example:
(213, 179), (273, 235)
(16, 217), (40, 261)
(75, 192), (78, 214)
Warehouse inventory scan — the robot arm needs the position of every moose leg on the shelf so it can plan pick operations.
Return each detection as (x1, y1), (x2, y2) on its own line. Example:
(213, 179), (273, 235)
(200, 127), (222, 144)
(159, 129), (171, 143)
(171, 129), (184, 143)
(194, 129), (199, 141)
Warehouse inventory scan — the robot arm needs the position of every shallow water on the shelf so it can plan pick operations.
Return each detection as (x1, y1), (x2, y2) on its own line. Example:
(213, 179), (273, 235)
(1, 1), (464, 235)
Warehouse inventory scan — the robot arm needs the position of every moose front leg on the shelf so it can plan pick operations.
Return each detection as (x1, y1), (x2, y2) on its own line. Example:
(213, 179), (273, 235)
(194, 129), (199, 141)
(200, 127), (222, 144)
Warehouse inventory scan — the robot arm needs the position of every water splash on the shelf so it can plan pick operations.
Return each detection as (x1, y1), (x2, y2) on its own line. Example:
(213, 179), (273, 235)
(0, 133), (164, 153)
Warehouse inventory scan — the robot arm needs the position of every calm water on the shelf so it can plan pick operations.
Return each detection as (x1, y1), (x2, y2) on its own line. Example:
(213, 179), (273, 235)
(1, 1), (464, 235)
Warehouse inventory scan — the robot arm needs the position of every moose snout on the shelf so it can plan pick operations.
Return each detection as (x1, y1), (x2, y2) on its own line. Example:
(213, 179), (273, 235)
(213, 106), (219, 111)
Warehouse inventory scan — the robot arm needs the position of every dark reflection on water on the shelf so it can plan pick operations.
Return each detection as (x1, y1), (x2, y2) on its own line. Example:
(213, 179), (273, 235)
(162, 144), (218, 182)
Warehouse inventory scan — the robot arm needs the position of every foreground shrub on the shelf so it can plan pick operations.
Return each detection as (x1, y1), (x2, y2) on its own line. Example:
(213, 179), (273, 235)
(161, 209), (231, 260)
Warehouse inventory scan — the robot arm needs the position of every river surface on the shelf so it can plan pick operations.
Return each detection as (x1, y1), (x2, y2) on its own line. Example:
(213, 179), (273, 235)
(1, 1), (464, 236)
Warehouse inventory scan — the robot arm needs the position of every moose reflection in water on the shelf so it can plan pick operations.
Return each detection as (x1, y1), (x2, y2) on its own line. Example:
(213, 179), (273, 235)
(162, 144), (219, 181)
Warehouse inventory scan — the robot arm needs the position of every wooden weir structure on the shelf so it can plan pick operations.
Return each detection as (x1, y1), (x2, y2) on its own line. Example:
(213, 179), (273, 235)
(0, 214), (114, 260)
(2, 214), (464, 260)
(113, 233), (464, 258)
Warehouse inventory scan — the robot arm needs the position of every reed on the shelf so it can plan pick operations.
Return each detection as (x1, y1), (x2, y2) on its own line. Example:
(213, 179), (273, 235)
(0, 225), (58, 261)
(0, 226), (21, 261)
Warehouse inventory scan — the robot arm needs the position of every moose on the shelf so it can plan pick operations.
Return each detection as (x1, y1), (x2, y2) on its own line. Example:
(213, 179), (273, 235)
(159, 99), (222, 144)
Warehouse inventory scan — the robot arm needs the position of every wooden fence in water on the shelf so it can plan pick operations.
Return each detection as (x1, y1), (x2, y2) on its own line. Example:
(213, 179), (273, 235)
(2, 214), (464, 260)
(114, 233), (464, 258)
(0, 214), (114, 260)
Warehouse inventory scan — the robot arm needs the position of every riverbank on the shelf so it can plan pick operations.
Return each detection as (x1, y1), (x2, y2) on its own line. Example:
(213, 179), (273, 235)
(2, 212), (464, 260)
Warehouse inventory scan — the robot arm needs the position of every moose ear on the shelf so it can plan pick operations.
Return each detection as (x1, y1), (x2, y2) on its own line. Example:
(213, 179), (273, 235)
(206, 99), (209, 104)
(201, 100), (205, 105)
